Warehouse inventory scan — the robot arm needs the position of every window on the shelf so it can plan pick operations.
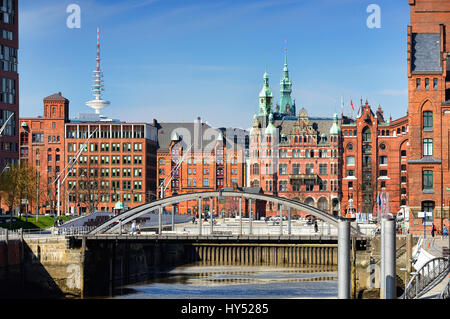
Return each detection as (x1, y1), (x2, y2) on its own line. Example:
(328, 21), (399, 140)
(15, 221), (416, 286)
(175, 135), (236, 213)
(433, 78), (438, 90)
(401, 150), (407, 157)
(306, 164), (314, 174)
(425, 78), (429, 90)
(423, 111), (433, 128)
(380, 156), (387, 165)
(348, 181), (353, 189)
(379, 170), (388, 177)
(0, 78), (16, 104)
(347, 143), (353, 151)
(416, 78), (421, 90)
(292, 163), (300, 175)
(401, 164), (407, 172)
(380, 144), (386, 150)
(381, 181), (386, 188)
(362, 127), (371, 142)
(346, 156), (355, 166)
(203, 178), (209, 187)
(279, 164), (287, 175)
(319, 163), (327, 175)
(347, 170), (354, 177)
(423, 170), (433, 190)
(279, 180), (287, 192)
(423, 139), (433, 156)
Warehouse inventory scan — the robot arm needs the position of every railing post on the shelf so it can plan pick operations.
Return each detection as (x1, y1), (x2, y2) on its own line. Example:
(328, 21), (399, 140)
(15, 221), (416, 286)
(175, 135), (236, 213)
(288, 207), (291, 235)
(279, 204), (283, 236)
(158, 206), (162, 235)
(171, 205), (175, 231)
(239, 197), (242, 236)
(198, 197), (202, 236)
(210, 197), (214, 234)
(249, 199), (253, 235)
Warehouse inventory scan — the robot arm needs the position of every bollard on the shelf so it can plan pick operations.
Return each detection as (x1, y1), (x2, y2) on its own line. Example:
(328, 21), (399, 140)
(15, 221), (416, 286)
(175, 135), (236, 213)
(380, 218), (385, 298)
(338, 218), (351, 299)
(383, 217), (396, 299)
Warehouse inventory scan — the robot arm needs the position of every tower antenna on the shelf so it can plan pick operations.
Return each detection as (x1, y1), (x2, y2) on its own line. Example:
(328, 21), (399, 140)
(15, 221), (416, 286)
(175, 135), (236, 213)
(86, 26), (110, 114)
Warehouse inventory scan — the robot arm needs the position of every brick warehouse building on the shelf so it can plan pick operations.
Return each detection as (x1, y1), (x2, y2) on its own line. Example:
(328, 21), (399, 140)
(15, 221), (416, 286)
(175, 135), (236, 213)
(156, 117), (262, 217)
(340, 102), (409, 220)
(406, 0), (450, 234)
(19, 93), (158, 215)
(249, 55), (342, 217)
(0, 0), (18, 171)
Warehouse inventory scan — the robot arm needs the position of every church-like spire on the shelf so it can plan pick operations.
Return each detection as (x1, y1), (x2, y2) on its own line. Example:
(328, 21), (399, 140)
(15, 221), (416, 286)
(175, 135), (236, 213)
(258, 68), (273, 116)
(279, 41), (294, 116)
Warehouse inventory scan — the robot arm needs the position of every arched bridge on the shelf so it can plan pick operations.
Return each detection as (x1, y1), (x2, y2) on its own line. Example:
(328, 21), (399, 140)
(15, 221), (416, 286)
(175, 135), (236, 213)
(89, 191), (348, 235)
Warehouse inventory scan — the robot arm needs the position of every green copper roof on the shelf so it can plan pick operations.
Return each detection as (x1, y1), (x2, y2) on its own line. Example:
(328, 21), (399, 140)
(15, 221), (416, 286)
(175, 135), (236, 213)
(329, 113), (341, 135)
(279, 46), (294, 115)
(259, 69), (273, 116)
(265, 113), (277, 135)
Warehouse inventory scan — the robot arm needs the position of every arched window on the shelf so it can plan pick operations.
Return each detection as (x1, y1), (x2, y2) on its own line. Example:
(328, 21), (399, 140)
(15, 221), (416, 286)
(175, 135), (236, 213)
(362, 127), (371, 142)
(423, 111), (433, 129)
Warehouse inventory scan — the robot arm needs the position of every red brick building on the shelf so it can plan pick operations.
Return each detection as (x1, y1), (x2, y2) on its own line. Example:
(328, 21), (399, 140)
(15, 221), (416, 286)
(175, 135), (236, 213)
(0, 0), (19, 170)
(249, 109), (342, 217)
(156, 117), (255, 216)
(19, 93), (158, 215)
(340, 102), (409, 220)
(406, 0), (450, 234)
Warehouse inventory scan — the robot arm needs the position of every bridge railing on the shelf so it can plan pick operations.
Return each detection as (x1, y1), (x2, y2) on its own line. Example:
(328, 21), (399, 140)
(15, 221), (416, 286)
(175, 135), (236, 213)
(403, 257), (449, 299)
(439, 277), (450, 299)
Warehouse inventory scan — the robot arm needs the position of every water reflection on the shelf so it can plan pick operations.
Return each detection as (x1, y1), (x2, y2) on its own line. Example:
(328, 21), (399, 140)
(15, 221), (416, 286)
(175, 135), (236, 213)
(112, 263), (338, 299)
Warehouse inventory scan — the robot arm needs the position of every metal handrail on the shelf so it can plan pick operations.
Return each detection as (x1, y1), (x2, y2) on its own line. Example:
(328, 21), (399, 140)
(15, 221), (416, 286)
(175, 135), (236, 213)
(403, 257), (449, 299)
(439, 277), (450, 299)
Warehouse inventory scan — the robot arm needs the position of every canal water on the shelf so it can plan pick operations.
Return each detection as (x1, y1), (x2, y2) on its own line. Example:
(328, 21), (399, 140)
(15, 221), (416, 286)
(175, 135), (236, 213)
(112, 264), (338, 299)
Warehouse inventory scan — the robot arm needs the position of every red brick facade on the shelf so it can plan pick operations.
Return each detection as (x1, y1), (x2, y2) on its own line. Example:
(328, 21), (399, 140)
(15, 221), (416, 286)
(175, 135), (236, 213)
(156, 118), (254, 217)
(340, 103), (409, 220)
(19, 93), (158, 215)
(407, 0), (450, 234)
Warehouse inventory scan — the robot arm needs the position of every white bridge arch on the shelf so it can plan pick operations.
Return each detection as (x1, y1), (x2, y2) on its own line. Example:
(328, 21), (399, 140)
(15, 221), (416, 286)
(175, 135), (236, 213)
(89, 191), (351, 235)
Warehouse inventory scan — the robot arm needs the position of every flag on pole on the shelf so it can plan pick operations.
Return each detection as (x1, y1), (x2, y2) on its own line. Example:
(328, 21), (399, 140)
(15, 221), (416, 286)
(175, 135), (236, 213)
(341, 96), (344, 113)
(351, 98), (354, 111)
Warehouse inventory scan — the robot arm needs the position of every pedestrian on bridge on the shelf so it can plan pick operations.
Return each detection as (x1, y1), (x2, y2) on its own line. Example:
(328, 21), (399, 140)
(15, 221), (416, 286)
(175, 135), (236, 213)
(431, 224), (436, 238)
(443, 225), (448, 238)
(314, 220), (318, 233)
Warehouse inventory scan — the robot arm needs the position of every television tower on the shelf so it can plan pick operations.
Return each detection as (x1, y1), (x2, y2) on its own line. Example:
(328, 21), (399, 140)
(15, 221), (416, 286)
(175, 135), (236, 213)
(86, 26), (110, 114)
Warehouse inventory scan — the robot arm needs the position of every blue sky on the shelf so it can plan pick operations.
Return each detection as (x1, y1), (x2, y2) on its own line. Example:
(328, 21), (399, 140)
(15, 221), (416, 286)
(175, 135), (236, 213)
(19, 0), (410, 129)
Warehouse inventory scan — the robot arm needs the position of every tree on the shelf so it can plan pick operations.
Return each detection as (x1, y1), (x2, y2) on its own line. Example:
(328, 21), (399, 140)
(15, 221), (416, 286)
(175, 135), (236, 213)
(0, 164), (38, 219)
